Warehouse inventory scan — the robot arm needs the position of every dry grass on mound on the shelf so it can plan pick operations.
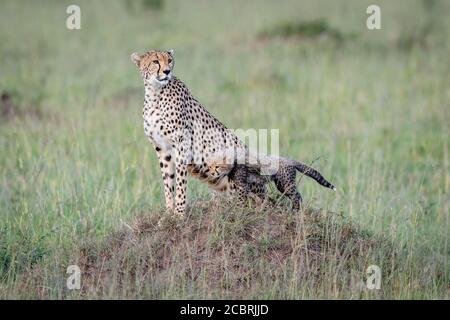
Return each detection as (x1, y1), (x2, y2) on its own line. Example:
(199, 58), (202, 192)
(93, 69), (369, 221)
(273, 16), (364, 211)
(70, 200), (393, 299)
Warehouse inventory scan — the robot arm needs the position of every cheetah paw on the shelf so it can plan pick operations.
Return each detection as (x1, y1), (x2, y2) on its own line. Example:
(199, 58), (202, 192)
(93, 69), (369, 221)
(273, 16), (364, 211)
(173, 211), (185, 220)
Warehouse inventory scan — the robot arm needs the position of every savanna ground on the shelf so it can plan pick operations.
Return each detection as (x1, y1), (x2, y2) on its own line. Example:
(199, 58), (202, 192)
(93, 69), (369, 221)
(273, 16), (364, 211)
(0, 0), (448, 299)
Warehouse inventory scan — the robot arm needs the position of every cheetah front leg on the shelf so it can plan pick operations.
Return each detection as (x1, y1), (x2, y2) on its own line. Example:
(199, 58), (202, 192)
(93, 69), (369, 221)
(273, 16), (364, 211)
(173, 148), (189, 217)
(232, 166), (251, 207)
(154, 146), (175, 211)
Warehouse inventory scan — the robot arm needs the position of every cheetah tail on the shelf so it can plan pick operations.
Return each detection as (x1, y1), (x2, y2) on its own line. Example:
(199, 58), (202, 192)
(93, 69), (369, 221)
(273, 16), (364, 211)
(294, 161), (336, 191)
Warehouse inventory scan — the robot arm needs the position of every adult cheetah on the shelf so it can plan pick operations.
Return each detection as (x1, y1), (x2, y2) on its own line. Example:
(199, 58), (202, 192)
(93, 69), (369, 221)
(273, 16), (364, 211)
(131, 49), (255, 217)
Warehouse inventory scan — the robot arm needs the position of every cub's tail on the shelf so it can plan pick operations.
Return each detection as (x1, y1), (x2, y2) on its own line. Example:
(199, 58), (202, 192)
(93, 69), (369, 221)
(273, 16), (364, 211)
(294, 161), (336, 191)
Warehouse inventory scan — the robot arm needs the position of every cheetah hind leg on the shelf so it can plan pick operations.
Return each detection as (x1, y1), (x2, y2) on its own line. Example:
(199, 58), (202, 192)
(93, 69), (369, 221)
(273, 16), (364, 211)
(273, 167), (303, 212)
(274, 183), (303, 211)
(285, 186), (303, 211)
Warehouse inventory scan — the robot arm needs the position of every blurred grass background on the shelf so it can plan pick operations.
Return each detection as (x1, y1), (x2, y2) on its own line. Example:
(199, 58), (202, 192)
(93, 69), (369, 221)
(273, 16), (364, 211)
(0, 0), (448, 298)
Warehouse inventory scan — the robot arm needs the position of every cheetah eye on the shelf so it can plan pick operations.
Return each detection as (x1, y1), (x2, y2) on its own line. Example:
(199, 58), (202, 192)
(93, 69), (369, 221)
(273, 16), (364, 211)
(152, 60), (159, 64)
(168, 59), (172, 63)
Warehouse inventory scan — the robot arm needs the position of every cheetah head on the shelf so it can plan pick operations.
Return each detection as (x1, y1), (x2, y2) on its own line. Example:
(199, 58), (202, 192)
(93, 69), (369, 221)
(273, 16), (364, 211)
(209, 160), (232, 175)
(131, 49), (174, 87)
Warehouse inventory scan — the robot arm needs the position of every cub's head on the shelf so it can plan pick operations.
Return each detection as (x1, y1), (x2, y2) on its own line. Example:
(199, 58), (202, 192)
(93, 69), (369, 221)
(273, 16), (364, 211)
(209, 160), (232, 176)
(131, 49), (174, 87)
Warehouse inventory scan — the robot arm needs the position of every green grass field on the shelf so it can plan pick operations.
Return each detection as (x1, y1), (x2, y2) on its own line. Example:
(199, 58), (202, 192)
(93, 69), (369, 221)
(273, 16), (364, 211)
(0, 0), (448, 299)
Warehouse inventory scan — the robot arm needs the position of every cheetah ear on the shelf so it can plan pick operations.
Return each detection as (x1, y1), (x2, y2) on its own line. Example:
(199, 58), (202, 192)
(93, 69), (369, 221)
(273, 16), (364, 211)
(168, 49), (174, 56)
(130, 52), (141, 66)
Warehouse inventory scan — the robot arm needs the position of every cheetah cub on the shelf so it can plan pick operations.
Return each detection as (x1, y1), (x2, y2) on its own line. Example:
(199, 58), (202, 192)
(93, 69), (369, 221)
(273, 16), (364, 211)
(210, 157), (336, 211)
(131, 49), (251, 217)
